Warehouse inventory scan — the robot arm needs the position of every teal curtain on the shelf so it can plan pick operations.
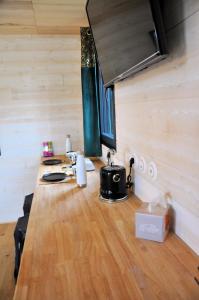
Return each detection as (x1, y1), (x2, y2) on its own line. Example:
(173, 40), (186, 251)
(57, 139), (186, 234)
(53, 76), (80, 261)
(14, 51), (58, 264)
(80, 27), (102, 157)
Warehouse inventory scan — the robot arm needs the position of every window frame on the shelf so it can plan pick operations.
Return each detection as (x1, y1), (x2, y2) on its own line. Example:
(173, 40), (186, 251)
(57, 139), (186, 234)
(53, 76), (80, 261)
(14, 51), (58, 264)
(98, 68), (116, 150)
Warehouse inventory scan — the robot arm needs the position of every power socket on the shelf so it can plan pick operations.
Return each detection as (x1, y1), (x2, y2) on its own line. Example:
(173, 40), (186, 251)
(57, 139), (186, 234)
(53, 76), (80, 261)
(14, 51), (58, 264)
(132, 153), (138, 169)
(148, 161), (158, 180)
(138, 157), (146, 173)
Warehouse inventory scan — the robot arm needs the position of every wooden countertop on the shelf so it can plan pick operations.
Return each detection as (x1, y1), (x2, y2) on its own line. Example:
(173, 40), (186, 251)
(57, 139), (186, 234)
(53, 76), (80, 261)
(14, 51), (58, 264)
(14, 156), (199, 300)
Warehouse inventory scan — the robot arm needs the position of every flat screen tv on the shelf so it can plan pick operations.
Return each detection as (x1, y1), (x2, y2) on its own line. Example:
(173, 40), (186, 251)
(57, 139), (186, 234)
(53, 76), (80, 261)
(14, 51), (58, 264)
(86, 0), (168, 87)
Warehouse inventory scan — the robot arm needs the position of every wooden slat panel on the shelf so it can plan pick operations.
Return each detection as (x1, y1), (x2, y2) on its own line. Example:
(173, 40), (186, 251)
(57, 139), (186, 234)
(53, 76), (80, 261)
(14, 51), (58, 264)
(108, 3), (199, 240)
(0, 0), (88, 34)
(0, 1), (36, 34)
(32, 3), (87, 27)
(0, 35), (83, 222)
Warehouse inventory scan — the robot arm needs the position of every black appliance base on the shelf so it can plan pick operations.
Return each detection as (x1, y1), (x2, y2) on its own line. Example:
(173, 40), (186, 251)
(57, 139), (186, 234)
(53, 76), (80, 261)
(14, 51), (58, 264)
(99, 194), (128, 204)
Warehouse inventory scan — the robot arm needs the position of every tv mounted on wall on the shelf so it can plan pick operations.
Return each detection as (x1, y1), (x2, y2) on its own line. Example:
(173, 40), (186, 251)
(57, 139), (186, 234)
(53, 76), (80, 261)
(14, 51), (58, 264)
(86, 0), (168, 87)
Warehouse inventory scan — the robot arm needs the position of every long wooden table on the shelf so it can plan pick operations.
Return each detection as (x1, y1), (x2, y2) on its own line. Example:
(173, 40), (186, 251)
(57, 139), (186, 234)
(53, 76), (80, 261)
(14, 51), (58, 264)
(14, 156), (199, 300)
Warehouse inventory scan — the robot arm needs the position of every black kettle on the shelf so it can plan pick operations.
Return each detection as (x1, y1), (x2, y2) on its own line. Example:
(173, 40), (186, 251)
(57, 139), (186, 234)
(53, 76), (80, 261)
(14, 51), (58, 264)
(100, 151), (128, 202)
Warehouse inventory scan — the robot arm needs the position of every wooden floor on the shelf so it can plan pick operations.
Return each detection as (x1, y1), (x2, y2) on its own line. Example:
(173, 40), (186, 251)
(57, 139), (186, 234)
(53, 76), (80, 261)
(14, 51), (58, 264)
(0, 223), (16, 300)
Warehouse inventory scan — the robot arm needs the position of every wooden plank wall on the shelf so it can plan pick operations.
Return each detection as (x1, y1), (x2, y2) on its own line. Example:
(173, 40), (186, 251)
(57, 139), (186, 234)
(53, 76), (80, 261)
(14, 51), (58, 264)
(0, 0), (88, 34)
(106, 1), (199, 253)
(0, 35), (83, 222)
(0, 0), (88, 222)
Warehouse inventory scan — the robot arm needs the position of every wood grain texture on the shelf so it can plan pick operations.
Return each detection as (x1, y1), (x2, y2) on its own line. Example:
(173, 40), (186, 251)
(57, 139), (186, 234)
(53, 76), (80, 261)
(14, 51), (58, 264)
(0, 222), (16, 300)
(0, 35), (83, 222)
(101, 1), (199, 253)
(13, 157), (199, 300)
(0, 0), (88, 34)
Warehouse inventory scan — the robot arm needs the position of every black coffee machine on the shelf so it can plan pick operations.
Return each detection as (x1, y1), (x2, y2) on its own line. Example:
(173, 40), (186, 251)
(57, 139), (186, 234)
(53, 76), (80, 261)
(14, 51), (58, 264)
(100, 150), (128, 203)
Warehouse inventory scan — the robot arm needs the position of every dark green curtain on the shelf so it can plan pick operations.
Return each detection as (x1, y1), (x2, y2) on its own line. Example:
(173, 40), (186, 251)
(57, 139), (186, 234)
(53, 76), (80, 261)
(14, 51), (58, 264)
(80, 27), (102, 157)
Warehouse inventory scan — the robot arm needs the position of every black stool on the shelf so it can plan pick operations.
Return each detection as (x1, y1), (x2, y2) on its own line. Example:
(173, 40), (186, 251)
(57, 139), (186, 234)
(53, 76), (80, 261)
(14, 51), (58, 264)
(14, 214), (29, 279)
(23, 193), (34, 215)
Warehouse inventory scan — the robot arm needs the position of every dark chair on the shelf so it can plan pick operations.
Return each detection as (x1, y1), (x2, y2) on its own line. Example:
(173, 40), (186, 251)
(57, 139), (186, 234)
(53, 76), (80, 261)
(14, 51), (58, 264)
(14, 214), (29, 280)
(23, 193), (34, 215)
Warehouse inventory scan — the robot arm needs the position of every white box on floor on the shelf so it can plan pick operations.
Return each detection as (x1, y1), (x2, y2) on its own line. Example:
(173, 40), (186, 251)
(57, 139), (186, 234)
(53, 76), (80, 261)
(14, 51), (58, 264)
(135, 203), (170, 242)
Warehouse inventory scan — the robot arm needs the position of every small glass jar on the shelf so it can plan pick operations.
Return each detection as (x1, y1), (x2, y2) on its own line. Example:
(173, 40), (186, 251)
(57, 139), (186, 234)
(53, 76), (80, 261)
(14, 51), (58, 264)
(42, 141), (54, 157)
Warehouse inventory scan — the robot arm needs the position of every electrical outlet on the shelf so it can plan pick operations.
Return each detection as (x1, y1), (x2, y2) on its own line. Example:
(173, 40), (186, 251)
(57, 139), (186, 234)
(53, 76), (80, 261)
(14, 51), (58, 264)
(132, 153), (138, 169)
(148, 161), (158, 180)
(138, 156), (146, 173)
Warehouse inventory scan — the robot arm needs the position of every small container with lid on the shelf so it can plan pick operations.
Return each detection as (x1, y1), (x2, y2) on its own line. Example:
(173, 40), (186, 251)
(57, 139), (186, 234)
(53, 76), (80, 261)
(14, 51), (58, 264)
(42, 141), (54, 157)
(100, 165), (127, 202)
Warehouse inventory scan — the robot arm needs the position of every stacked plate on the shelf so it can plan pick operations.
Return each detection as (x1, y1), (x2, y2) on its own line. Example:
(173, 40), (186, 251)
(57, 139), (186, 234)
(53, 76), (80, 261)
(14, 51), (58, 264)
(42, 172), (66, 182)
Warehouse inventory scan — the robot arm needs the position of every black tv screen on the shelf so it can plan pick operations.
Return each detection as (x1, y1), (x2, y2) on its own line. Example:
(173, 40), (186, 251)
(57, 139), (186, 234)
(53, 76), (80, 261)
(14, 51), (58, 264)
(86, 0), (167, 87)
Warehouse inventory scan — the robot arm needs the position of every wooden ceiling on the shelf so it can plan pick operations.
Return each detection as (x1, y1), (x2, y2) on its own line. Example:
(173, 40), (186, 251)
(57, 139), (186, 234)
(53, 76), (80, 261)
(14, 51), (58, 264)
(0, 0), (88, 34)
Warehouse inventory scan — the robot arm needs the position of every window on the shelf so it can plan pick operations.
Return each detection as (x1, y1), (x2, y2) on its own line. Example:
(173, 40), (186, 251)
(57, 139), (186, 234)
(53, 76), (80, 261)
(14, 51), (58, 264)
(98, 68), (116, 150)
